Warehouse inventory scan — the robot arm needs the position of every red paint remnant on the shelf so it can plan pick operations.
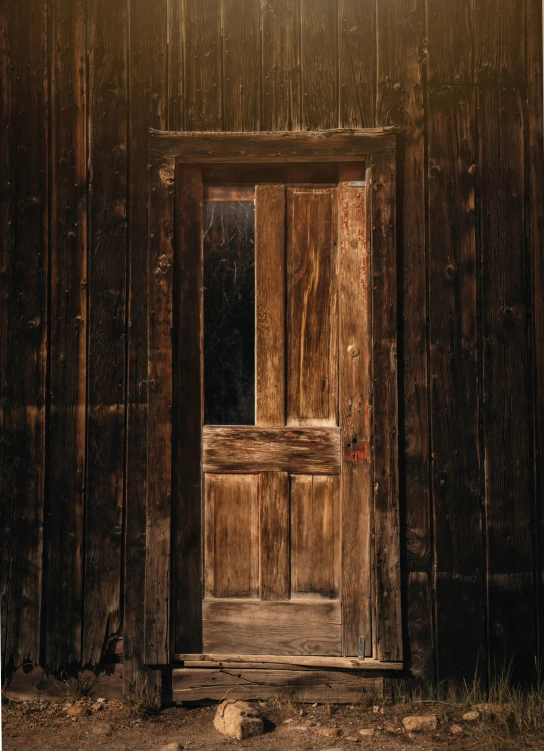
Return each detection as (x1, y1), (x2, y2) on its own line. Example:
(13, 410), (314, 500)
(343, 440), (370, 464)
(365, 404), (372, 437)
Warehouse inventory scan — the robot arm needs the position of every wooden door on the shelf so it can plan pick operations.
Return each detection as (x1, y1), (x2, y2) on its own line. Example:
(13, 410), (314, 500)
(198, 177), (374, 660)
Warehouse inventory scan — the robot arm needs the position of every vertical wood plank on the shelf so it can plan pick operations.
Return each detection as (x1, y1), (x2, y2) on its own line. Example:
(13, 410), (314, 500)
(222, 0), (261, 131)
(291, 476), (341, 599)
(426, 0), (474, 85)
(46, 0), (87, 671)
(84, 0), (128, 665)
(260, 472), (290, 600)
(300, 0), (338, 130)
(527, 0), (544, 667)
(205, 474), (260, 598)
(183, 0), (221, 131)
(173, 164), (203, 653)
(261, 0), (301, 131)
(478, 84), (536, 683)
(337, 178), (372, 656)
(125, 0), (167, 697)
(145, 158), (175, 665)
(256, 184), (286, 427)
(168, 0), (184, 131)
(428, 86), (483, 684)
(376, 0), (433, 678)
(287, 189), (338, 426)
(371, 149), (402, 663)
(338, 0), (375, 128)
(0, 0), (47, 673)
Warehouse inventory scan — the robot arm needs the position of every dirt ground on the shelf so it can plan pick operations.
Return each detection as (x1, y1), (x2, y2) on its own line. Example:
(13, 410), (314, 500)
(2, 694), (544, 751)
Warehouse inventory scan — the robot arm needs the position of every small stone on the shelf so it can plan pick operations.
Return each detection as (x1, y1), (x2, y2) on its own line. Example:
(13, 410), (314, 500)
(372, 705), (384, 714)
(450, 724), (464, 734)
(317, 727), (341, 737)
(91, 723), (113, 735)
(359, 728), (375, 737)
(312, 702), (318, 707)
(283, 718), (294, 724)
(402, 714), (438, 732)
(159, 744), (183, 751)
(213, 700), (264, 741)
(66, 703), (90, 717)
(346, 735), (360, 742)
(462, 710), (480, 722)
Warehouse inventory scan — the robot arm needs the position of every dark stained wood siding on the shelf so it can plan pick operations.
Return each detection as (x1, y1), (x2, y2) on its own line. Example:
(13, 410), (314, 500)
(0, 0), (542, 690)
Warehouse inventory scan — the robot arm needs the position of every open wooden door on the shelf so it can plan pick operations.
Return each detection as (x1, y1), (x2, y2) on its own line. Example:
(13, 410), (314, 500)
(168, 155), (402, 669)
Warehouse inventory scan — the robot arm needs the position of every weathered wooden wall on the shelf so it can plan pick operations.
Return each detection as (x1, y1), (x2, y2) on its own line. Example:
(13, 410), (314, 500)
(1, 0), (542, 689)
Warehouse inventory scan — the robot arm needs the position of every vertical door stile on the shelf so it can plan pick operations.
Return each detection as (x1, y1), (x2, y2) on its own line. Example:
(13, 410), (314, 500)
(255, 184), (290, 601)
(338, 165), (373, 657)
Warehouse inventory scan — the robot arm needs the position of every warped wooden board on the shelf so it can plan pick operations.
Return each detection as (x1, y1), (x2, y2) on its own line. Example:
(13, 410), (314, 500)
(203, 426), (341, 474)
(202, 599), (341, 655)
(260, 472), (290, 600)
(149, 128), (395, 160)
(176, 654), (403, 671)
(171, 668), (384, 703)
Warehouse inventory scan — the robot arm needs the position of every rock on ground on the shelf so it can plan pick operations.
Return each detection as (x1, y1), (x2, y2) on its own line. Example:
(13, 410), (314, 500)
(462, 710), (480, 722)
(402, 714), (438, 732)
(159, 744), (183, 751)
(213, 700), (264, 741)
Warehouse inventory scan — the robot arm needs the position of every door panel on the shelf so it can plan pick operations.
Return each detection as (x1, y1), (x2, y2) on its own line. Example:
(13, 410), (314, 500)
(287, 188), (338, 426)
(204, 474), (259, 598)
(291, 475), (341, 599)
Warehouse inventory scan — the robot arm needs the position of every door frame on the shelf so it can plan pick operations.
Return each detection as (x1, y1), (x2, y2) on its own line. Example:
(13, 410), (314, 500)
(143, 128), (401, 670)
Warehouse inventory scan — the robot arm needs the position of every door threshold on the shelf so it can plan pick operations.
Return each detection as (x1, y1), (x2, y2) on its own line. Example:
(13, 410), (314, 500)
(174, 653), (403, 671)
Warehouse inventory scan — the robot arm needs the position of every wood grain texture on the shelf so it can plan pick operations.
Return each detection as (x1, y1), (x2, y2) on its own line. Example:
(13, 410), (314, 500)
(427, 86), (483, 684)
(426, 0), (474, 85)
(203, 426), (341, 474)
(338, 0), (375, 128)
(478, 85), (536, 682)
(202, 600), (342, 655)
(260, 472), (290, 600)
(337, 180), (372, 657)
(183, 0), (221, 130)
(222, 0), (260, 131)
(177, 654), (402, 670)
(45, 0), (87, 671)
(144, 158), (175, 664)
(376, 0), (433, 678)
(173, 165), (204, 653)
(261, 0), (301, 130)
(149, 129), (395, 160)
(291, 476), (341, 599)
(172, 667), (384, 703)
(287, 188), (338, 425)
(371, 149), (402, 663)
(0, 0), (47, 674)
(527, 0), (544, 666)
(125, 0), (167, 698)
(204, 474), (260, 598)
(255, 185), (286, 427)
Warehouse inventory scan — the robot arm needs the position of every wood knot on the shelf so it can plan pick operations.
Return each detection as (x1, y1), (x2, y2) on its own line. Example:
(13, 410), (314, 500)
(159, 165), (175, 185)
(155, 254), (172, 277)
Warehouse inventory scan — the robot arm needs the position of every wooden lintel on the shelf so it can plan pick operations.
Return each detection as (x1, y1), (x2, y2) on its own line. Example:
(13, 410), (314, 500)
(174, 654), (403, 671)
(148, 128), (396, 161)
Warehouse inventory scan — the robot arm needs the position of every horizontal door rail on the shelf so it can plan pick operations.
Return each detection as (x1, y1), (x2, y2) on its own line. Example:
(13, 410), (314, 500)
(203, 426), (341, 474)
